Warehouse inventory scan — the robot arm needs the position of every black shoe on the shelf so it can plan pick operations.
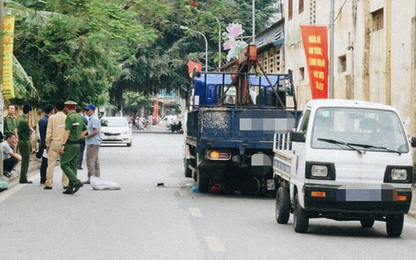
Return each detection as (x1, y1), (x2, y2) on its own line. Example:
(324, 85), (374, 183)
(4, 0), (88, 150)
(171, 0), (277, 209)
(83, 180), (90, 184)
(63, 186), (68, 189)
(73, 182), (84, 194)
(19, 180), (33, 184)
(3, 171), (11, 178)
(77, 165), (83, 170)
(63, 188), (73, 195)
(44, 186), (52, 190)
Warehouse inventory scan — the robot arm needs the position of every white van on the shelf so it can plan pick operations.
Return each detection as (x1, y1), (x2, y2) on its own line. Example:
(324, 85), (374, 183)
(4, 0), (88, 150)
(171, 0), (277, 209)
(273, 99), (415, 237)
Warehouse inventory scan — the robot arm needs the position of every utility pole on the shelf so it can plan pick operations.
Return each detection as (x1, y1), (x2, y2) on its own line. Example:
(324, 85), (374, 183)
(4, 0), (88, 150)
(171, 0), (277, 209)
(252, 0), (255, 44)
(329, 0), (335, 99)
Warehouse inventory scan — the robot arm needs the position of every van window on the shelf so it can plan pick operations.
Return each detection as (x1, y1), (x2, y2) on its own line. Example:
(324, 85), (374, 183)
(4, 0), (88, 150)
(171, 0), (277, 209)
(311, 107), (408, 153)
(299, 109), (311, 133)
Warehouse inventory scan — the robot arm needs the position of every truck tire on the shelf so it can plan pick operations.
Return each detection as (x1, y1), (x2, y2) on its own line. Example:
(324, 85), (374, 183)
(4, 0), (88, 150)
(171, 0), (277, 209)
(386, 214), (404, 237)
(360, 219), (375, 228)
(293, 193), (309, 233)
(184, 159), (192, 178)
(275, 187), (290, 224)
(197, 167), (210, 193)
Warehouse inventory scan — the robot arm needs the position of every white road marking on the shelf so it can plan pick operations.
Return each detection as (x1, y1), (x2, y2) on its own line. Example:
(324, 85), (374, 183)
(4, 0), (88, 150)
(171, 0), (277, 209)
(204, 236), (226, 252)
(179, 190), (189, 196)
(189, 207), (203, 217)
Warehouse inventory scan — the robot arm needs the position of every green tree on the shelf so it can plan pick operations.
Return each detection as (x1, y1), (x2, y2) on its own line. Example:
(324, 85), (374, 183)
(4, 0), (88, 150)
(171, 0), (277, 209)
(11, 0), (157, 107)
(112, 0), (276, 107)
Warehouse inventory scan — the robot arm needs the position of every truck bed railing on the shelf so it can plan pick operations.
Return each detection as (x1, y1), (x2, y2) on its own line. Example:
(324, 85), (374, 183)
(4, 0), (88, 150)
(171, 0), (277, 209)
(273, 133), (292, 154)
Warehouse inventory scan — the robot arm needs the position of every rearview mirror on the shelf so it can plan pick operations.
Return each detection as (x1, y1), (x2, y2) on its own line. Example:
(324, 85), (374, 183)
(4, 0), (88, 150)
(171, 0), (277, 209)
(290, 131), (305, 143)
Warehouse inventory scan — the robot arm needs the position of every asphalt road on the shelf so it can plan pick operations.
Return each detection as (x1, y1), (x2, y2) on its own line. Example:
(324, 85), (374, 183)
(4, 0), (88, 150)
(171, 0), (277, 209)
(1, 132), (416, 260)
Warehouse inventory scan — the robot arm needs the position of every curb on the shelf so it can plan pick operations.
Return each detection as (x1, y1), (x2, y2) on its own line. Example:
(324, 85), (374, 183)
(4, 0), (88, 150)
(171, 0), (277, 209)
(0, 154), (42, 191)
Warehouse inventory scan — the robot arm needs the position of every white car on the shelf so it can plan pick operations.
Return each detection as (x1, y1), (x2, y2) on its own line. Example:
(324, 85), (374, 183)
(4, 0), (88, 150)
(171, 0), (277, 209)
(158, 115), (178, 127)
(100, 117), (132, 146)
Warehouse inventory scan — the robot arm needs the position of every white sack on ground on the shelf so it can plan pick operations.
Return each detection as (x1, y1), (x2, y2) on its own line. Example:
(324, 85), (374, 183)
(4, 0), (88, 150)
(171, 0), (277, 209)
(90, 176), (121, 190)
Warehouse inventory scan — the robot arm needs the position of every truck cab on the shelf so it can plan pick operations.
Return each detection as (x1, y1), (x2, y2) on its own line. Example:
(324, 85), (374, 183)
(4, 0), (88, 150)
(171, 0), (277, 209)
(273, 99), (415, 237)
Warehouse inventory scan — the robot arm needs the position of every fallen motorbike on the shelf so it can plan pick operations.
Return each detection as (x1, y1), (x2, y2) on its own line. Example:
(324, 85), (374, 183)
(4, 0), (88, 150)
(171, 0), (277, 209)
(168, 121), (182, 133)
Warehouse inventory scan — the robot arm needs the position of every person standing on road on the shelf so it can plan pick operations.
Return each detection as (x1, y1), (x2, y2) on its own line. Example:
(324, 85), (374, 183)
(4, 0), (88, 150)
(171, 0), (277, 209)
(2, 134), (22, 178)
(3, 104), (18, 152)
(76, 106), (88, 170)
(59, 101), (87, 194)
(38, 104), (54, 184)
(82, 104), (101, 184)
(44, 101), (69, 190)
(17, 104), (35, 184)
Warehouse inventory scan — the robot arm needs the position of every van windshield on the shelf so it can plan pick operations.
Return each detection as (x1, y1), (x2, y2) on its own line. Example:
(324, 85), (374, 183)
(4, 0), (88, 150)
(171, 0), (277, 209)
(311, 107), (409, 153)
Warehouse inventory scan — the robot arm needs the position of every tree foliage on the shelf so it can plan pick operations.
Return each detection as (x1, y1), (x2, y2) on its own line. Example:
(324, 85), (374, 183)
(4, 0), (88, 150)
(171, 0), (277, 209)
(10, 0), (157, 106)
(6, 0), (278, 108)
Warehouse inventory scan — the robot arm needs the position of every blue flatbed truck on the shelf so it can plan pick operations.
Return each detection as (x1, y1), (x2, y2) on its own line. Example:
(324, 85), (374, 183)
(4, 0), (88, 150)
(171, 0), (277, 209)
(183, 46), (302, 194)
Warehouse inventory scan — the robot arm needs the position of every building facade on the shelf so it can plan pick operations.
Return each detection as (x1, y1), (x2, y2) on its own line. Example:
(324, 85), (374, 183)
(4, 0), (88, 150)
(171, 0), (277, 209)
(284, 0), (416, 135)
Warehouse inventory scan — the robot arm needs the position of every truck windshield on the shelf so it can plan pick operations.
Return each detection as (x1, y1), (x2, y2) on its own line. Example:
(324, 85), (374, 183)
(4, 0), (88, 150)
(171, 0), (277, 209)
(311, 107), (409, 153)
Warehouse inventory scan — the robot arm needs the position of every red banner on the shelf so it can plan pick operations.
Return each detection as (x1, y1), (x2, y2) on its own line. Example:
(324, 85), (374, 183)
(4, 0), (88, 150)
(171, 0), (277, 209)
(300, 26), (328, 99)
(187, 61), (202, 78)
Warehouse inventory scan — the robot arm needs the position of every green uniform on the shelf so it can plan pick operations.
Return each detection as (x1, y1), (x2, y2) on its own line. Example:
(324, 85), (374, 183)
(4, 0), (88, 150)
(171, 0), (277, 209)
(17, 115), (31, 182)
(60, 111), (87, 189)
(4, 115), (17, 135)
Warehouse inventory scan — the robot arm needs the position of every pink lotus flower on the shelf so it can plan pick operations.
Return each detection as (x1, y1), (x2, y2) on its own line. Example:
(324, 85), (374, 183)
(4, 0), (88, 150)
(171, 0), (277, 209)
(226, 23), (245, 37)
(223, 40), (232, 50)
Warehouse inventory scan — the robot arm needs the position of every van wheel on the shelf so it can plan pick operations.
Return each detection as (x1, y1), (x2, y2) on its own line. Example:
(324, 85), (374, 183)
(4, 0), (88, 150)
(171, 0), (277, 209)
(360, 219), (375, 228)
(275, 187), (290, 224)
(293, 193), (309, 233)
(386, 214), (404, 237)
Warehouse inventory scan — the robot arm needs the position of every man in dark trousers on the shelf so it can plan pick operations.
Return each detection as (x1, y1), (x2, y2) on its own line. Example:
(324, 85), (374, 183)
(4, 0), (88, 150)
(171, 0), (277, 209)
(76, 106), (88, 170)
(38, 104), (54, 184)
(59, 101), (87, 195)
(2, 133), (22, 177)
(17, 104), (35, 184)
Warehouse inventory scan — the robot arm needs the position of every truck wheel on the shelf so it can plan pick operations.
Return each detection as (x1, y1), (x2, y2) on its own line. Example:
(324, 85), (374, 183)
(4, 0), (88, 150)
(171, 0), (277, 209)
(360, 219), (375, 228)
(386, 214), (404, 237)
(275, 187), (290, 224)
(184, 159), (192, 178)
(293, 193), (309, 233)
(197, 167), (210, 193)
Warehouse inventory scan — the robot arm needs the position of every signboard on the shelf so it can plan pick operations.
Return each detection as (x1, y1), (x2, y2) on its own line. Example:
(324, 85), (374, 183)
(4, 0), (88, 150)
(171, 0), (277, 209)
(300, 25), (328, 99)
(2, 16), (16, 99)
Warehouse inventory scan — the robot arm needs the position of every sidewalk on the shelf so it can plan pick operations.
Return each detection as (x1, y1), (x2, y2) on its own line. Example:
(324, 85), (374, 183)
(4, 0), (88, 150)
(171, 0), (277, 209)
(0, 153), (42, 190)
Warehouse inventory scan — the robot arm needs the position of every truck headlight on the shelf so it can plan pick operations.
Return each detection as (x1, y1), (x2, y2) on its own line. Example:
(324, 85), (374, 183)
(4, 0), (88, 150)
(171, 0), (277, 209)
(311, 165), (328, 177)
(384, 166), (413, 183)
(306, 162), (336, 180)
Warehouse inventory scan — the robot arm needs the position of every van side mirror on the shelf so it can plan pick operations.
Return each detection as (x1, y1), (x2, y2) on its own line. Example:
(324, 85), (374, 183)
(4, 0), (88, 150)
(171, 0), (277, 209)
(411, 137), (416, 148)
(290, 131), (305, 143)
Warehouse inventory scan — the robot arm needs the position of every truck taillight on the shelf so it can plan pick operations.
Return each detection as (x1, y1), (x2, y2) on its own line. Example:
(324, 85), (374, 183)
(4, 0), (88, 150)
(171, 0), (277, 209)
(207, 150), (231, 160)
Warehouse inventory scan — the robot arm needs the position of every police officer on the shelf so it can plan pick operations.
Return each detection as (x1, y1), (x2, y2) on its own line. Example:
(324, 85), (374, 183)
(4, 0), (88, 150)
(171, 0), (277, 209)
(59, 101), (87, 195)
(17, 104), (35, 184)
